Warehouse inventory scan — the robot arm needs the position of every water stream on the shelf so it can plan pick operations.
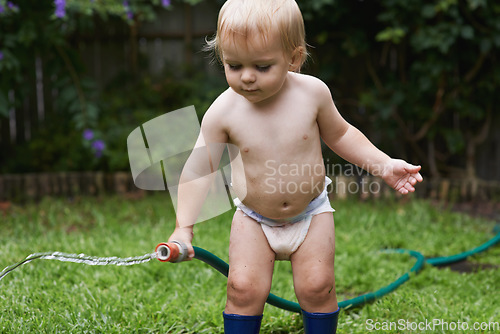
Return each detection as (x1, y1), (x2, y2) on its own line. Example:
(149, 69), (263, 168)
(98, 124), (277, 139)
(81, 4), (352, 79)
(0, 251), (157, 282)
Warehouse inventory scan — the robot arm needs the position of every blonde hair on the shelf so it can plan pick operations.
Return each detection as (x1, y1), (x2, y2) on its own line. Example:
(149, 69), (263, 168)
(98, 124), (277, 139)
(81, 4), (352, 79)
(205, 0), (308, 70)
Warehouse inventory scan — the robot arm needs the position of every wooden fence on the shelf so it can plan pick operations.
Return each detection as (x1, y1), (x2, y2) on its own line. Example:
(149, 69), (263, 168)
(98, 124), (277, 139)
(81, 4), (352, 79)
(0, 172), (136, 202)
(1, 172), (499, 203)
(330, 175), (500, 202)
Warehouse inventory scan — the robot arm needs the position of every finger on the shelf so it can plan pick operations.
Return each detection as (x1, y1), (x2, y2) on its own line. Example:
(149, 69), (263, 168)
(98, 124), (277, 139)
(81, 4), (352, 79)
(404, 182), (415, 193)
(188, 245), (195, 260)
(414, 172), (423, 182)
(406, 164), (422, 173)
(399, 187), (409, 195)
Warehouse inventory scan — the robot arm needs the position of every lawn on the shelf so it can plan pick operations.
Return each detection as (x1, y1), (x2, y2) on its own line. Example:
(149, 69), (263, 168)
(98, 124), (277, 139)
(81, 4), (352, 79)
(0, 195), (499, 333)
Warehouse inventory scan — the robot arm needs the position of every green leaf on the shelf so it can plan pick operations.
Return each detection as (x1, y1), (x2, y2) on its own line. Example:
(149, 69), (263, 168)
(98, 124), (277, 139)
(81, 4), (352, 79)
(421, 5), (436, 18)
(316, 31), (329, 45)
(479, 38), (491, 53)
(460, 26), (474, 39)
(376, 27), (406, 44)
(443, 129), (465, 154)
(466, 0), (487, 10)
(17, 21), (37, 46)
(436, 0), (458, 13)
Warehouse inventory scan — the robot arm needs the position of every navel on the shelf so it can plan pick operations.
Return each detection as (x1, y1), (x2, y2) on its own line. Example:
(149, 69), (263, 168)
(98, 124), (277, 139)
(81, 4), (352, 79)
(282, 201), (288, 208)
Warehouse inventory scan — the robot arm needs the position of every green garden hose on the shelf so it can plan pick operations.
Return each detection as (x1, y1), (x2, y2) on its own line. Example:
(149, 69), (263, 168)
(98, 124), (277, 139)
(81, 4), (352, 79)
(191, 247), (426, 313)
(426, 231), (500, 266)
(158, 226), (500, 313)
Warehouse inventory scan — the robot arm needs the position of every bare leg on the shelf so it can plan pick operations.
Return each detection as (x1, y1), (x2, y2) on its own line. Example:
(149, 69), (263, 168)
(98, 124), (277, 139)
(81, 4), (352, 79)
(290, 212), (338, 313)
(225, 210), (276, 315)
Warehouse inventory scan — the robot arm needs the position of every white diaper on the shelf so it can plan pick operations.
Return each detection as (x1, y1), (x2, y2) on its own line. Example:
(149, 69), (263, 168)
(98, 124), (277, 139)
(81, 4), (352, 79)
(234, 177), (335, 260)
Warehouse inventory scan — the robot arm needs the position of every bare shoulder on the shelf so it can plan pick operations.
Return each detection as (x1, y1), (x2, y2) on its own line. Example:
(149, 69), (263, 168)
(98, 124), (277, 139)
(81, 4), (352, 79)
(290, 72), (326, 86)
(203, 88), (232, 120)
(199, 88), (237, 143)
(288, 73), (332, 104)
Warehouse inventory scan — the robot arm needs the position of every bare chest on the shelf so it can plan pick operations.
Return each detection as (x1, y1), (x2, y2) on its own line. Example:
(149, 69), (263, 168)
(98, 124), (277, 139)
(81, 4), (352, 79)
(227, 107), (319, 158)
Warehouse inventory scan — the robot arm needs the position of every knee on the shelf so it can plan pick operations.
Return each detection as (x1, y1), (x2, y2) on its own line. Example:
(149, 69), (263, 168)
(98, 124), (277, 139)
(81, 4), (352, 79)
(227, 273), (269, 308)
(295, 274), (335, 305)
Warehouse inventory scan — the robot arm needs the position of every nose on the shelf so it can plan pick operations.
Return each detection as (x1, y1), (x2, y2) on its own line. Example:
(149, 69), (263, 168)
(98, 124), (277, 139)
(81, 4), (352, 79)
(241, 68), (256, 84)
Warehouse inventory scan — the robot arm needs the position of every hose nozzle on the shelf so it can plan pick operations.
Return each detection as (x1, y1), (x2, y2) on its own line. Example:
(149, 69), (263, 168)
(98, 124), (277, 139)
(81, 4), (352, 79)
(155, 241), (188, 263)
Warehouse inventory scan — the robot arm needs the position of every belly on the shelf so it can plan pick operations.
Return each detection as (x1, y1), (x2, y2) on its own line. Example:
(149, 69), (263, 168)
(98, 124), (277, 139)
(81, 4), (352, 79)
(232, 167), (326, 220)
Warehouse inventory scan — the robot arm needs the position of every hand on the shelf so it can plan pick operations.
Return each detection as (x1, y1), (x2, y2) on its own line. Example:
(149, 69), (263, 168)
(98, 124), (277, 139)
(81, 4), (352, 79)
(381, 159), (423, 195)
(167, 226), (195, 260)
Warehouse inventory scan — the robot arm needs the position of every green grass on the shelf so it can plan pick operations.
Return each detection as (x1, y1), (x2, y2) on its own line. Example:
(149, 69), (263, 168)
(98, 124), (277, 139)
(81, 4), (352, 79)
(1, 195), (499, 333)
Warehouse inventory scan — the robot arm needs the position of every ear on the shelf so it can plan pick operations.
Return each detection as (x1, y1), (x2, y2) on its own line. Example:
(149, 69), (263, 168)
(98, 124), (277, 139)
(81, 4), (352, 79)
(288, 46), (305, 72)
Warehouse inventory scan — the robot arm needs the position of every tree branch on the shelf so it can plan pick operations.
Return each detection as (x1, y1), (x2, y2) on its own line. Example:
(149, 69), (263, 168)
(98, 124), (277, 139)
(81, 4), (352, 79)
(414, 77), (446, 141)
(464, 52), (487, 83)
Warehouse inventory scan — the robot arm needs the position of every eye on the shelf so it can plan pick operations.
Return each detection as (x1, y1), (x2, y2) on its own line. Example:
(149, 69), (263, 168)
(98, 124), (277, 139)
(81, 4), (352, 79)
(256, 65), (271, 72)
(227, 64), (241, 71)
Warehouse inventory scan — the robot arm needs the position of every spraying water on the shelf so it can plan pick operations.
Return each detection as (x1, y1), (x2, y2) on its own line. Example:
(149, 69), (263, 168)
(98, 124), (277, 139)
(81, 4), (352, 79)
(0, 251), (157, 282)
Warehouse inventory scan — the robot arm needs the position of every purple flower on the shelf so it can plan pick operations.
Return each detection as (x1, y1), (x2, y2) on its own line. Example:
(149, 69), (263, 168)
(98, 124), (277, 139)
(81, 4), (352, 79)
(123, 0), (133, 20)
(4, 2), (18, 11)
(92, 140), (106, 157)
(83, 129), (94, 141)
(162, 0), (171, 7)
(54, 0), (66, 18)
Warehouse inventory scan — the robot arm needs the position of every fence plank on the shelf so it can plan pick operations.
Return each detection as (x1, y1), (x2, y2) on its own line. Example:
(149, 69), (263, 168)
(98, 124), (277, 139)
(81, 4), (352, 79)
(38, 173), (51, 197)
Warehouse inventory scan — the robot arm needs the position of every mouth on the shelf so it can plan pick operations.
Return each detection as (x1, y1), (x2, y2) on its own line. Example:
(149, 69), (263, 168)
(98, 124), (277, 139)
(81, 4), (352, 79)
(243, 88), (259, 93)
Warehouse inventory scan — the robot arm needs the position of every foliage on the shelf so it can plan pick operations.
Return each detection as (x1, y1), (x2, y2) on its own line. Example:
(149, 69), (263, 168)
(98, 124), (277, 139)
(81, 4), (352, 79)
(299, 0), (500, 179)
(1, 69), (225, 172)
(0, 0), (225, 173)
(96, 70), (226, 171)
(0, 0), (145, 119)
(0, 0), (212, 116)
(1, 0), (498, 178)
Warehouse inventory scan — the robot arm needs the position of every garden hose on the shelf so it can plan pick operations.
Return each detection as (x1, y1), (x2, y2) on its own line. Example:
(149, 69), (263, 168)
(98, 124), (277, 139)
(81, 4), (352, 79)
(157, 226), (500, 313)
(426, 231), (500, 266)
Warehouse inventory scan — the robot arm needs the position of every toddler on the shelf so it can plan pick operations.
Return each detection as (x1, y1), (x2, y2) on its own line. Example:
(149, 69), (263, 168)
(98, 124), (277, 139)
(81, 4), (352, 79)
(168, 0), (423, 333)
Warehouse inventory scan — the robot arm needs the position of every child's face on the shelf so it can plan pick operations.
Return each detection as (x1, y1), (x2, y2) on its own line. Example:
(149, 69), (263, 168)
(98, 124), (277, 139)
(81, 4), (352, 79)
(221, 32), (292, 104)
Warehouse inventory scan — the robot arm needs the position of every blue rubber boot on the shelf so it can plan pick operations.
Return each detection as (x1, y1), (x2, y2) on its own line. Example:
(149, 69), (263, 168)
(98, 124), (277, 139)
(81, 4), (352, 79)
(223, 312), (263, 334)
(302, 308), (339, 334)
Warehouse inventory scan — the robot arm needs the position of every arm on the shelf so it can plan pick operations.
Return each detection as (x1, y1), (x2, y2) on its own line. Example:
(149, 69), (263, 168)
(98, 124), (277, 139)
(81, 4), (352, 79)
(315, 80), (422, 194)
(168, 101), (229, 258)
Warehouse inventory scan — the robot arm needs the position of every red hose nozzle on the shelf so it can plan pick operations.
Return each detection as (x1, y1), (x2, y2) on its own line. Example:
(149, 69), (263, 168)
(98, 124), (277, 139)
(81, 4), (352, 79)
(155, 241), (188, 263)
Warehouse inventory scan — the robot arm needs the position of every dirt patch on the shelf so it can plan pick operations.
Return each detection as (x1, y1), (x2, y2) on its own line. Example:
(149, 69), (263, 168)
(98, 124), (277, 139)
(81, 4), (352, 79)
(435, 260), (500, 274)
